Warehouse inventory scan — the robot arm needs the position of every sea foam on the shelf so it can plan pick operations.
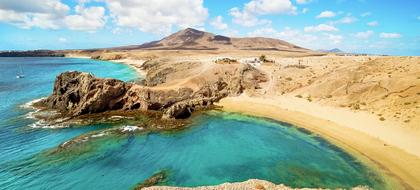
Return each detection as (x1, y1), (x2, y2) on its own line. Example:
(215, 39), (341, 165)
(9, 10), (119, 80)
(120, 125), (143, 132)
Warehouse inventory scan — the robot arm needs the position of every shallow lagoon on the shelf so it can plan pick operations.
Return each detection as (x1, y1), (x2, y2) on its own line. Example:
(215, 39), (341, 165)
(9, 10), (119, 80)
(0, 58), (386, 189)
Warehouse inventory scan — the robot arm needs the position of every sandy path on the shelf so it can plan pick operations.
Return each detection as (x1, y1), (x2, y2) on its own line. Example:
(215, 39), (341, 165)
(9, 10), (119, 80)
(216, 94), (420, 189)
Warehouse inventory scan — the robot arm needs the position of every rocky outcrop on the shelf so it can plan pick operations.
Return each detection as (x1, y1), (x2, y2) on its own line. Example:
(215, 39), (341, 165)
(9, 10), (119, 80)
(162, 97), (218, 119)
(43, 71), (131, 116)
(134, 171), (167, 190)
(42, 63), (266, 119)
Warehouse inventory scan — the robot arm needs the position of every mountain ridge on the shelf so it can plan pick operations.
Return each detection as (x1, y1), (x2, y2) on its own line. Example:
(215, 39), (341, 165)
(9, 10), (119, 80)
(113, 28), (311, 52)
(318, 48), (344, 53)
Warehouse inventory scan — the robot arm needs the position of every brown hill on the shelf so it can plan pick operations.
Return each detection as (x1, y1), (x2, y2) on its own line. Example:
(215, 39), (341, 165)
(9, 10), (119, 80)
(114, 28), (310, 52)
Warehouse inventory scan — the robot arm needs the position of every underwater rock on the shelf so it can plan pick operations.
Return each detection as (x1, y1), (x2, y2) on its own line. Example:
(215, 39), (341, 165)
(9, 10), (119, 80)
(134, 171), (167, 190)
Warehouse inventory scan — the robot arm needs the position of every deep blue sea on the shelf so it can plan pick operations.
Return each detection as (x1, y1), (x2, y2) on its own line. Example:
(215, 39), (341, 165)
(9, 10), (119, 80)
(0, 57), (387, 189)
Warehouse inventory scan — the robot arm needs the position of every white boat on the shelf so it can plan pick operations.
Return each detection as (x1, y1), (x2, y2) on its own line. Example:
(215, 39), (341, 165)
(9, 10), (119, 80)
(16, 63), (24, 79)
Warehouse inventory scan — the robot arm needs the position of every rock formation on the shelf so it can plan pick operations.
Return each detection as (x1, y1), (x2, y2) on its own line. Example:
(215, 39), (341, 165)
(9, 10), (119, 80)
(41, 62), (266, 119)
(43, 71), (131, 116)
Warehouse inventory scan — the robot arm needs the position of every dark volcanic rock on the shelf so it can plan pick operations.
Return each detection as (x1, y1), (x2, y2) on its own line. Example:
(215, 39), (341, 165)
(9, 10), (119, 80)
(43, 63), (266, 119)
(134, 171), (167, 190)
(42, 71), (214, 119)
(43, 71), (131, 116)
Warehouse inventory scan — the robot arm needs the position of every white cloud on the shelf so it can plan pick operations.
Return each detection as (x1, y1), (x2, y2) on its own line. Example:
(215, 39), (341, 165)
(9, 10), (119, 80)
(58, 37), (67, 43)
(367, 21), (378, 27)
(355, 30), (373, 39)
(247, 27), (344, 49)
(247, 27), (318, 47)
(209, 16), (228, 30)
(223, 29), (240, 37)
(296, 0), (311, 4)
(380, 32), (402, 39)
(337, 16), (357, 24)
(229, 0), (296, 27)
(111, 27), (122, 34)
(0, 0), (69, 29)
(316, 11), (336, 18)
(0, 0), (106, 31)
(326, 34), (343, 44)
(0, 0), (69, 15)
(104, 0), (208, 35)
(229, 7), (271, 27)
(248, 27), (277, 37)
(304, 24), (339, 32)
(245, 0), (297, 15)
(302, 8), (309, 14)
(64, 5), (106, 31)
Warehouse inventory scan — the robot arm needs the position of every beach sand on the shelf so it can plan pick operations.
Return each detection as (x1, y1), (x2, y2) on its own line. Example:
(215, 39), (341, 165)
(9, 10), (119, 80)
(217, 94), (420, 189)
(67, 51), (420, 189)
(110, 59), (147, 77)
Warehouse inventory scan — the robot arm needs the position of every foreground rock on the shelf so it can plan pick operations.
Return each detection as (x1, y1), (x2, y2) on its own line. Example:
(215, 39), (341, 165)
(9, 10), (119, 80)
(42, 71), (131, 116)
(143, 179), (369, 190)
(134, 171), (167, 190)
(41, 63), (265, 119)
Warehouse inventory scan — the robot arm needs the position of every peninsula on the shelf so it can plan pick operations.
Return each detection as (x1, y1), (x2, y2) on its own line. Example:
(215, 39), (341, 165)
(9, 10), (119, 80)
(27, 28), (420, 189)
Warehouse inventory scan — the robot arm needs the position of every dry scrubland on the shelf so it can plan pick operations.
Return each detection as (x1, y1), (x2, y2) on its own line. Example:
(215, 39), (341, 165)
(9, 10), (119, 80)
(70, 50), (419, 129)
(66, 49), (420, 189)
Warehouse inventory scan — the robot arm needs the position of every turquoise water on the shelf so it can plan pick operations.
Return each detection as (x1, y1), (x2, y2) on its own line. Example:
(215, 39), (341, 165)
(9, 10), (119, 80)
(0, 57), (138, 165)
(0, 58), (386, 189)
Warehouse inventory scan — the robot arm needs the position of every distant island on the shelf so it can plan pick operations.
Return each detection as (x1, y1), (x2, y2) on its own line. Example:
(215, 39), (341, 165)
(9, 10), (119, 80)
(0, 50), (65, 57)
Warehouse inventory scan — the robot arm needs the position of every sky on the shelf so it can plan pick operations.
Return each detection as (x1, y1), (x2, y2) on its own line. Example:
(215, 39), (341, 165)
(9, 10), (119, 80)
(0, 0), (419, 55)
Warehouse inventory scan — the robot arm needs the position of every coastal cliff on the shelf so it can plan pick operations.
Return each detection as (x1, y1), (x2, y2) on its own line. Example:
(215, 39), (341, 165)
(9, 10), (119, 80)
(40, 62), (266, 119)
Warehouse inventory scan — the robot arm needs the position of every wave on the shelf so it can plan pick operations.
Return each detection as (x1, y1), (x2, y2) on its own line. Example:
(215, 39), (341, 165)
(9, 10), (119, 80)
(21, 98), (46, 120)
(20, 98), (46, 110)
(19, 98), (71, 129)
(91, 131), (108, 138)
(28, 120), (68, 129)
(120, 125), (144, 133)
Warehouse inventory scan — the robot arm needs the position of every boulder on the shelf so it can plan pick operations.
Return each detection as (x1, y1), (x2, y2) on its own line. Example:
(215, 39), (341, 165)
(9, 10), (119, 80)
(43, 71), (130, 116)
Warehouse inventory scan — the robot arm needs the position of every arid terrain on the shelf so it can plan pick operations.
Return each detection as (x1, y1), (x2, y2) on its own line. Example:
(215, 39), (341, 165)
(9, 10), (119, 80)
(43, 28), (420, 189)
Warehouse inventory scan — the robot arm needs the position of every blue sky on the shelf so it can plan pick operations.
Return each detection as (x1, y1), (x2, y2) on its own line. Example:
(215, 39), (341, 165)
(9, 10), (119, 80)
(0, 0), (419, 55)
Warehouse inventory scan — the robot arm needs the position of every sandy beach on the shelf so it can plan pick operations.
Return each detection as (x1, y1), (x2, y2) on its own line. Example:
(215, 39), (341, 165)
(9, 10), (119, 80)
(109, 59), (147, 77)
(65, 53), (147, 77)
(82, 51), (420, 189)
(217, 94), (420, 189)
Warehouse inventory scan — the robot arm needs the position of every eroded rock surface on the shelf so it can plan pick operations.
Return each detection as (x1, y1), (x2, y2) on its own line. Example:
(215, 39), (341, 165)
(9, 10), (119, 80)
(42, 62), (266, 119)
(42, 71), (131, 116)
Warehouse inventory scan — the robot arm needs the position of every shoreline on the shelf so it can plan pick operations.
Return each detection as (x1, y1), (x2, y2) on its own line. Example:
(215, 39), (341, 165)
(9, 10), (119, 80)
(108, 58), (147, 77)
(63, 54), (420, 188)
(216, 94), (420, 189)
(64, 54), (147, 78)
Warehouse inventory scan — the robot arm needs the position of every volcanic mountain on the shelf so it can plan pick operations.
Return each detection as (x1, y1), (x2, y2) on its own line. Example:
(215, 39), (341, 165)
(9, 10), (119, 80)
(115, 28), (310, 52)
